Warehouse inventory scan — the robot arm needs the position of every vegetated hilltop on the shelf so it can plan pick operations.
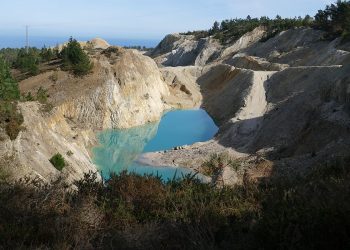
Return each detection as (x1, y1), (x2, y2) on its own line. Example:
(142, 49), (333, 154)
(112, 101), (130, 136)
(149, 1), (350, 67)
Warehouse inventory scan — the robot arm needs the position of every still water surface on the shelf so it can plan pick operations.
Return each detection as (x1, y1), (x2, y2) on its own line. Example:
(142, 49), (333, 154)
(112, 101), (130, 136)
(93, 109), (218, 181)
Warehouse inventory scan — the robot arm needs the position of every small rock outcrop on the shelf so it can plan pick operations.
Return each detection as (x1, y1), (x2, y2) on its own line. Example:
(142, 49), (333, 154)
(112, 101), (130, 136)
(86, 38), (110, 50)
(225, 54), (289, 71)
(56, 37), (110, 51)
(160, 66), (202, 108)
(219, 26), (266, 59)
(149, 34), (222, 67)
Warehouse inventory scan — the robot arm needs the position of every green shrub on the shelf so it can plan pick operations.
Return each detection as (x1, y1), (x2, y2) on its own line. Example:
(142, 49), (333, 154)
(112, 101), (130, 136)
(180, 30), (210, 40)
(40, 103), (53, 113)
(36, 87), (48, 104)
(5, 119), (23, 140)
(60, 37), (93, 76)
(0, 48), (19, 66)
(0, 167), (9, 183)
(49, 71), (58, 83)
(314, 1), (350, 41)
(341, 30), (350, 42)
(22, 88), (53, 112)
(49, 153), (66, 171)
(201, 153), (240, 176)
(40, 46), (54, 62)
(14, 48), (40, 75)
(23, 92), (34, 101)
(0, 57), (23, 139)
(36, 87), (54, 113)
(0, 56), (20, 101)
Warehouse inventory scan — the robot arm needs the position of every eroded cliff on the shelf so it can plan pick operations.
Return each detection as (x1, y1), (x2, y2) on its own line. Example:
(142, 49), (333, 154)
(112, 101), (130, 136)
(141, 27), (350, 184)
(1, 47), (175, 182)
(2, 27), (350, 185)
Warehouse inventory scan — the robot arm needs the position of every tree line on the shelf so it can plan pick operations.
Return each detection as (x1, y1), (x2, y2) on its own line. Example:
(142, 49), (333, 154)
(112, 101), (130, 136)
(182, 0), (350, 44)
(315, 0), (350, 40)
(0, 46), (59, 76)
(0, 37), (92, 77)
(123, 45), (154, 51)
(0, 37), (93, 140)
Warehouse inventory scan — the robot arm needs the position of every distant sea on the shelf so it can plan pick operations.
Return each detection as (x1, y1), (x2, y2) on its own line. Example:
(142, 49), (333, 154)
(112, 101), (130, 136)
(0, 36), (160, 49)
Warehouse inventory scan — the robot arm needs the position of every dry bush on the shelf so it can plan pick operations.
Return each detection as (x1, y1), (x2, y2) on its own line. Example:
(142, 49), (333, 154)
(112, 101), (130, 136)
(1, 157), (350, 249)
(0, 101), (24, 140)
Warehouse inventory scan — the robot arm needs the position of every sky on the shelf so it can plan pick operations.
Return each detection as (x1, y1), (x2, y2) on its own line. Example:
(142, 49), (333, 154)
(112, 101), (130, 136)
(0, 0), (335, 42)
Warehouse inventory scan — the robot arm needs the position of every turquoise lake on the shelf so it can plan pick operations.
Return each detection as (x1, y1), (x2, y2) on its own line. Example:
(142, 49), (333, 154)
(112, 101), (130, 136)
(92, 109), (218, 181)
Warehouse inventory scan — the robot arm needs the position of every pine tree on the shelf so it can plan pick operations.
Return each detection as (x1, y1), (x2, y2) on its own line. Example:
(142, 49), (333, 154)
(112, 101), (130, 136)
(0, 56), (20, 101)
(60, 37), (93, 76)
(315, 0), (350, 40)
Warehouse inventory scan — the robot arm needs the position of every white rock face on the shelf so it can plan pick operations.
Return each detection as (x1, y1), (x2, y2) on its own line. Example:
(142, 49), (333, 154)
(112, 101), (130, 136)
(198, 64), (276, 127)
(87, 38), (110, 49)
(150, 34), (222, 67)
(194, 38), (222, 66)
(43, 47), (170, 130)
(90, 50), (167, 128)
(55, 37), (110, 51)
(160, 66), (203, 109)
(245, 28), (350, 66)
(0, 102), (98, 183)
(220, 26), (266, 59)
(245, 65), (350, 154)
(144, 27), (350, 182)
(3, 47), (171, 182)
(225, 54), (289, 71)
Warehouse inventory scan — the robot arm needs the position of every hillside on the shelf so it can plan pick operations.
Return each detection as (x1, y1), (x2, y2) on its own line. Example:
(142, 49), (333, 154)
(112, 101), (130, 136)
(1, 25), (349, 184)
(143, 26), (350, 184)
(1, 46), (174, 182)
(1, 2), (350, 248)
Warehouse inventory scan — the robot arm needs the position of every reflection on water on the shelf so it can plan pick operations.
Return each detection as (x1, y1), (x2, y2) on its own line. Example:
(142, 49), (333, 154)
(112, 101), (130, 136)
(93, 109), (218, 181)
(93, 122), (159, 178)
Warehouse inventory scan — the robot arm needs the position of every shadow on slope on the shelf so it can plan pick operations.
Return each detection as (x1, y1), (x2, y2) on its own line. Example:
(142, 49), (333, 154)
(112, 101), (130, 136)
(198, 62), (350, 166)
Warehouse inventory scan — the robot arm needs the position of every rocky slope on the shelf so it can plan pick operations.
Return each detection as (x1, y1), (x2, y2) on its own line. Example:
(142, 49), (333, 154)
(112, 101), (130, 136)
(148, 26), (266, 68)
(1, 47), (184, 183)
(160, 66), (203, 108)
(149, 27), (350, 68)
(2, 27), (350, 185)
(141, 27), (350, 184)
(20, 47), (171, 130)
(0, 102), (98, 183)
(149, 34), (222, 67)
(56, 37), (111, 51)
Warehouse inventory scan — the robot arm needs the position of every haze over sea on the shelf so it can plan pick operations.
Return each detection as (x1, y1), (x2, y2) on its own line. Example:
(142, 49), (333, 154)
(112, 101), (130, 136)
(0, 36), (160, 49)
